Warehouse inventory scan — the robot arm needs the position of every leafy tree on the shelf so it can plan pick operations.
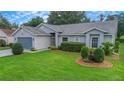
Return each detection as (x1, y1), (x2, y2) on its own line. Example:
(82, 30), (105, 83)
(0, 13), (11, 29)
(99, 14), (105, 21)
(106, 13), (124, 38)
(117, 13), (124, 37)
(47, 11), (90, 25)
(24, 16), (44, 27)
(11, 22), (18, 28)
(106, 14), (118, 21)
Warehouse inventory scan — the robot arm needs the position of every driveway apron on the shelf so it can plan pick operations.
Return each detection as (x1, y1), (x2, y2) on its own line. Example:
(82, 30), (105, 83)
(0, 49), (13, 57)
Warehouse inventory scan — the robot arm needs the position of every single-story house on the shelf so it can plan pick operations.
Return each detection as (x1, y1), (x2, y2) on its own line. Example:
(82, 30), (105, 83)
(12, 20), (118, 50)
(0, 29), (15, 44)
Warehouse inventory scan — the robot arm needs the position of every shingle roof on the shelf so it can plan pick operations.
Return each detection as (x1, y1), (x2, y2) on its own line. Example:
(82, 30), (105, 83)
(44, 20), (118, 35)
(1, 29), (16, 36)
(22, 26), (50, 35)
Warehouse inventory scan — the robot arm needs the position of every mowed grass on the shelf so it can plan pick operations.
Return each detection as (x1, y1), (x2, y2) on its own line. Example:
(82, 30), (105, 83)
(0, 44), (124, 80)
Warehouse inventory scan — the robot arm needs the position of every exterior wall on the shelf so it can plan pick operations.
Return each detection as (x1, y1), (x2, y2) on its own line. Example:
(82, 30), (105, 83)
(13, 28), (51, 50)
(7, 36), (14, 44)
(13, 29), (34, 42)
(104, 35), (113, 42)
(58, 35), (85, 46)
(34, 36), (51, 50)
(13, 29), (35, 48)
(85, 29), (104, 47)
(0, 30), (7, 43)
(58, 29), (109, 48)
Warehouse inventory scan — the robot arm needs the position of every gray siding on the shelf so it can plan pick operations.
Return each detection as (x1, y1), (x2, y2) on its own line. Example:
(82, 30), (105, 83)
(34, 36), (51, 49)
(104, 35), (113, 42)
(0, 30), (7, 43)
(85, 29), (104, 47)
(58, 35), (85, 46)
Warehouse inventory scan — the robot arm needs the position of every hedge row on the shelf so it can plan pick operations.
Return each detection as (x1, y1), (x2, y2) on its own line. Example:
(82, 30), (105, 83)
(60, 42), (85, 52)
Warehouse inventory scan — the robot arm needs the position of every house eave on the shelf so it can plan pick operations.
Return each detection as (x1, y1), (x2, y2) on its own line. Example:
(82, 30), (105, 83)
(59, 34), (85, 36)
(34, 34), (51, 36)
(104, 34), (112, 36)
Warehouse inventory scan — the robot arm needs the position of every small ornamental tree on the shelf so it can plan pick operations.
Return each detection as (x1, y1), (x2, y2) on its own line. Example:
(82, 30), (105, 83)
(94, 48), (105, 63)
(12, 43), (23, 55)
(102, 42), (113, 56)
(81, 46), (89, 60)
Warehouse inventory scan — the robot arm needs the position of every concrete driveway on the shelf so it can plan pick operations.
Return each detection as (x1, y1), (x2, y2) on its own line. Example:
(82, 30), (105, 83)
(0, 49), (13, 57)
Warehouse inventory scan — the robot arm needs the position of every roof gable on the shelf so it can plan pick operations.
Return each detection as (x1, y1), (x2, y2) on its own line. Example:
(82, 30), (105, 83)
(12, 26), (50, 36)
(0, 29), (16, 36)
(82, 27), (107, 34)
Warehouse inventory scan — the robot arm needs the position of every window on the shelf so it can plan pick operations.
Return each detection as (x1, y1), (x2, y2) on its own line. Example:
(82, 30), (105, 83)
(62, 37), (68, 42)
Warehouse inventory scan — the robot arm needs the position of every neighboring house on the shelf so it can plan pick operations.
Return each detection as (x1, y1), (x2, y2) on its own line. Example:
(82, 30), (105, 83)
(0, 29), (15, 44)
(12, 20), (118, 50)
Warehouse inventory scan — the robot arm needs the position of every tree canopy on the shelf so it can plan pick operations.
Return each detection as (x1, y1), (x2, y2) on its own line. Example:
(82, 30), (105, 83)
(106, 13), (124, 38)
(47, 11), (90, 25)
(0, 14), (11, 29)
(11, 22), (18, 28)
(0, 13), (18, 29)
(117, 13), (124, 38)
(99, 14), (105, 21)
(23, 16), (44, 27)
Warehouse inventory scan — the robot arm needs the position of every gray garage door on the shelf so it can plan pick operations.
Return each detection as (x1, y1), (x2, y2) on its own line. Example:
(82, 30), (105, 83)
(17, 37), (32, 49)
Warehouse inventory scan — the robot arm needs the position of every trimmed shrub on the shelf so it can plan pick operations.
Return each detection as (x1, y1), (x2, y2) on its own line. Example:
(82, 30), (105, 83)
(60, 42), (85, 52)
(81, 46), (89, 59)
(94, 48), (105, 63)
(114, 41), (120, 53)
(12, 43), (23, 55)
(102, 42), (113, 56)
(0, 39), (6, 47)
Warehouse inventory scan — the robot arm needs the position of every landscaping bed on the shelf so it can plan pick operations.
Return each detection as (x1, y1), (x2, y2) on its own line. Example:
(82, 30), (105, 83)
(76, 58), (113, 68)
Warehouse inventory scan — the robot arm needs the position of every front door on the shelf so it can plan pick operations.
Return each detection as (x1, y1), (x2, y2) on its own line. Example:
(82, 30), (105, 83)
(92, 37), (98, 48)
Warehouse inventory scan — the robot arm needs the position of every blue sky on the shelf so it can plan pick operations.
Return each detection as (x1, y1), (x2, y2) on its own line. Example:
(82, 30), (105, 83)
(0, 11), (123, 25)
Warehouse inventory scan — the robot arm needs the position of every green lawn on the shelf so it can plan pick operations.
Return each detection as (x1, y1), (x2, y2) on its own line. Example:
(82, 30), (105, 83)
(0, 44), (124, 80)
(0, 47), (10, 50)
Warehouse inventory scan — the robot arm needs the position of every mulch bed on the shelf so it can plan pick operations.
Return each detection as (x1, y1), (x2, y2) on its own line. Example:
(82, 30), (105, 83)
(76, 58), (113, 68)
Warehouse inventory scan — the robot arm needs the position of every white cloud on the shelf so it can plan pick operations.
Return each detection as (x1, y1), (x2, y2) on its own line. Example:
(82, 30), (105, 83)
(5, 11), (50, 25)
